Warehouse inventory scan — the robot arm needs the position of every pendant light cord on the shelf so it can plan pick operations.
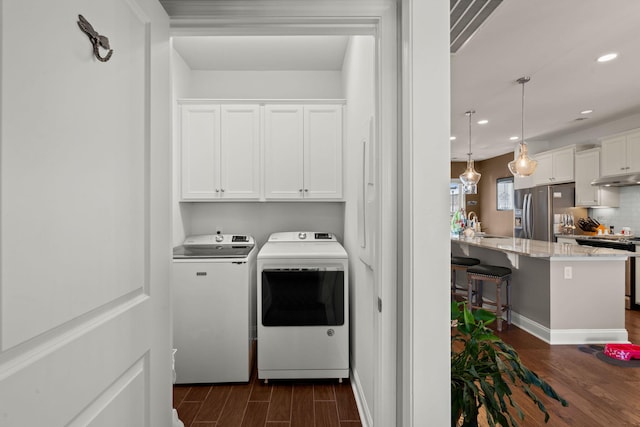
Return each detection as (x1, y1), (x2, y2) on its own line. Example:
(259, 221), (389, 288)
(521, 79), (525, 146)
(466, 110), (475, 159)
(517, 76), (530, 147)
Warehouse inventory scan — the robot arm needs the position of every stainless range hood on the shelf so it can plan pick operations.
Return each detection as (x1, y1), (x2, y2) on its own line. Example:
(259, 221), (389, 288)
(591, 173), (640, 187)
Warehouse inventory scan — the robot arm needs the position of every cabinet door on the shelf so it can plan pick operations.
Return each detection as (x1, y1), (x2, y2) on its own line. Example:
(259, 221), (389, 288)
(181, 104), (221, 200)
(552, 147), (574, 183)
(264, 105), (304, 199)
(575, 150), (599, 206)
(220, 105), (261, 199)
(626, 131), (640, 173)
(303, 105), (343, 199)
(533, 152), (553, 186)
(601, 136), (627, 176)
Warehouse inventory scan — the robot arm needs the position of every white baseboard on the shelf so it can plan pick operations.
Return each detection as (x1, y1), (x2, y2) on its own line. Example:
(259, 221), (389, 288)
(350, 367), (372, 427)
(548, 328), (629, 345)
(510, 312), (551, 343)
(511, 311), (629, 345)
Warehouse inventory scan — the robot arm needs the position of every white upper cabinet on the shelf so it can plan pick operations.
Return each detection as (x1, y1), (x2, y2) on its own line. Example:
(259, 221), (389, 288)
(575, 148), (619, 207)
(303, 105), (343, 199)
(220, 105), (261, 199)
(601, 130), (640, 176)
(264, 105), (305, 199)
(180, 103), (260, 200)
(180, 104), (222, 200)
(264, 104), (343, 200)
(533, 146), (575, 186)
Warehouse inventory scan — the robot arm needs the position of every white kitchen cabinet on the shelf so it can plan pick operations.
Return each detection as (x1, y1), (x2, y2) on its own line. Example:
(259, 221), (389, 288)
(575, 148), (619, 207)
(533, 146), (575, 186)
(601, 130), (640, 176)
(264, 104), (343, 199)
(180, 103), (260, 200)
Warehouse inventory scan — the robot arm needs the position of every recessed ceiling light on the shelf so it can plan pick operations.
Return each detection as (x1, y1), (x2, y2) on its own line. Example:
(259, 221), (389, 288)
(597, 53), (618, 63)
(509, 136), (519, 141)
(450, 136), (456, 141)
(580, 109), (593, 115)
(477, 119), (488, 125)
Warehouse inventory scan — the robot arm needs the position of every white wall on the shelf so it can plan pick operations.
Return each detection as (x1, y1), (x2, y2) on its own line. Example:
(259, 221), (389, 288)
(184, 202), (344, 247)
(402, 0), (452, 425)
(341, 35), (377, 425)
(172, 47), (192, 246)
(188, 70), (343, 99)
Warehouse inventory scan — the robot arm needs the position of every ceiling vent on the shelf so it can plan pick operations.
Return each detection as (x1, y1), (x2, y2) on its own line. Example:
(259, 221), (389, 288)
(450, 0), (503, 53)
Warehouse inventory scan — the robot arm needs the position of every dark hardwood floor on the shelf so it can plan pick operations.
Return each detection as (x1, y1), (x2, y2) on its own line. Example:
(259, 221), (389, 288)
(174, 311), (640, 427)
(489, 309), (640, 426)
(173, 369), (361, 427)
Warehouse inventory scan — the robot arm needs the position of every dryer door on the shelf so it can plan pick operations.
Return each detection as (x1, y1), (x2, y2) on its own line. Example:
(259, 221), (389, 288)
(261, 268), (344, 326)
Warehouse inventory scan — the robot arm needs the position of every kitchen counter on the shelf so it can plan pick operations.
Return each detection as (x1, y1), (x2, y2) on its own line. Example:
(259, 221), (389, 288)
(452, 235), (637, 259)
(452, 235), (629, 345)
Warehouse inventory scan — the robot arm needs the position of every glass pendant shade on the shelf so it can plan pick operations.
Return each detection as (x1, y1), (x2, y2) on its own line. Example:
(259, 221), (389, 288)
(460, 159), (481, 194)
(459, 110), (481, 194)
(509, 76), (537, 177)
(508, 142), (538, 177)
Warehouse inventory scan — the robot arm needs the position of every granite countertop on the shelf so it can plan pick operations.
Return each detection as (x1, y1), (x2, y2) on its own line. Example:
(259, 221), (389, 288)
(452, 235), (637, 259)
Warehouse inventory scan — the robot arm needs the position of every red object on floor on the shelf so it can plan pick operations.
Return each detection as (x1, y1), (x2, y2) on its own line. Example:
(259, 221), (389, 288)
(604, 343), (640, 361)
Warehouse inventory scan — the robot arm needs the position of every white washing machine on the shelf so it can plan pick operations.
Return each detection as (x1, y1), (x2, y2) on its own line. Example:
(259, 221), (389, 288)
(257, 231), (349, 382)
(172, 234), (256, 383)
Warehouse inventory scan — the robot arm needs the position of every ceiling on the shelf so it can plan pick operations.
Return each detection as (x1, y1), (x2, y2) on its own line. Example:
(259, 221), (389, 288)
(172, 36), (349, 71)
(168, 0), (640, 161)
(450, 0), (640, 161)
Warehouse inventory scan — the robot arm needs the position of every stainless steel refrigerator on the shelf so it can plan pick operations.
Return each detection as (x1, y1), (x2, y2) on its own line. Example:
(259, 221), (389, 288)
(514, 183), (587, 241)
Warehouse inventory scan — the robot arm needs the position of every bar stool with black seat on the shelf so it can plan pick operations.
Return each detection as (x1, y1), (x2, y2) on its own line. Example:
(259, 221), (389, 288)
(451, 256), (480, 302)
(466, 264), (512, 332)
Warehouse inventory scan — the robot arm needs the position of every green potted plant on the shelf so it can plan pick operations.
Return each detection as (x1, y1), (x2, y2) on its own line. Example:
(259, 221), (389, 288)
(451, 301), (568, 426)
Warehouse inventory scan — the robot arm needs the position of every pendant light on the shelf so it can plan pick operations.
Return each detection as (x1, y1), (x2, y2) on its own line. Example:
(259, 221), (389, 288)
(508, 76), (538, 177)
(459, 110), (481, 194)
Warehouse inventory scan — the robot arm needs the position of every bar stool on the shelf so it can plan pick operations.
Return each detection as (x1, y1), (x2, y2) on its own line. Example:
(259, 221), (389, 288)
(466, 264), (512, 332)
(451, 256), (480, 302)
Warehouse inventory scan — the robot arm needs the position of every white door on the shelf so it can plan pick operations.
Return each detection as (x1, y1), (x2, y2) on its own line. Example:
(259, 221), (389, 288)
(0, 0), (172, 426)
(264, 105), (304, 199)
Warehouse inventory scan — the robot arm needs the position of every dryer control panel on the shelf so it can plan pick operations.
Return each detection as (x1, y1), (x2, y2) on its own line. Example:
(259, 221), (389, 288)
(268, 231), (336, 242)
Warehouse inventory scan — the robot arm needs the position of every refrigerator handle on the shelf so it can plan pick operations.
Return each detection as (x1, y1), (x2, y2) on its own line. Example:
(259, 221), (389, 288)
(523, 194), (529, 239)
(526, 193), (533, 239)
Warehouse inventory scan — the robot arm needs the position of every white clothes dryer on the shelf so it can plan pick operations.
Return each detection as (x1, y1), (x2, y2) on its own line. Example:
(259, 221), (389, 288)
(257, 231), (349, 382)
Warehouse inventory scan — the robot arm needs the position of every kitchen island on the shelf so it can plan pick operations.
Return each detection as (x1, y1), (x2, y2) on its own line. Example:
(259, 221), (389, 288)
(452, 235), (635, 345)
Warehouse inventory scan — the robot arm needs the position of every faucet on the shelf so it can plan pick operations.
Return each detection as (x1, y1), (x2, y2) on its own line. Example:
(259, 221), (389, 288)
(467, 211), (480, 232)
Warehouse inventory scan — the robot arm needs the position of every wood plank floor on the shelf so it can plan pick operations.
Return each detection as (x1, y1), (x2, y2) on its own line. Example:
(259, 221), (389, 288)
(175, 310), (640, 427)
(487, 309), (640, 426)
(173, 369), (361, 427)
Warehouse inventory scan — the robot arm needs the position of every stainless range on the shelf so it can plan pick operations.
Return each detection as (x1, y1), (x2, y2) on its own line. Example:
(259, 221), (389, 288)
(575, 236), (639, 310)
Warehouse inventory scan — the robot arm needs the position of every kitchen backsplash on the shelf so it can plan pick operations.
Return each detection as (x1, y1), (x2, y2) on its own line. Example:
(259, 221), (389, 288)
(588, 187), (640, 234)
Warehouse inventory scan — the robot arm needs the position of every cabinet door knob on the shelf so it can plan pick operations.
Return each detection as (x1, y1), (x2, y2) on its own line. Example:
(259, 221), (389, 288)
(215, 189), (220, 193)
(221, 188), (225, 192)
(304, 189), (309, 192)
(299, 189), (303, 192)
